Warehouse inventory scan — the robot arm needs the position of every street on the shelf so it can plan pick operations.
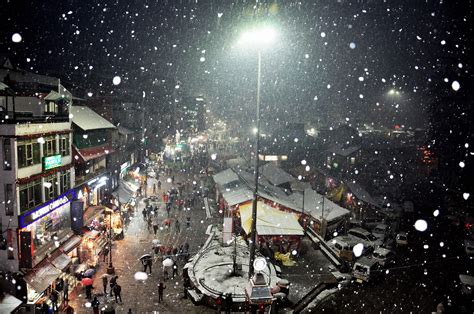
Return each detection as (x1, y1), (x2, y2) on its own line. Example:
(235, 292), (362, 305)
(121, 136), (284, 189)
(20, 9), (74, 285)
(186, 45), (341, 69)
(67, 167), (217, 313)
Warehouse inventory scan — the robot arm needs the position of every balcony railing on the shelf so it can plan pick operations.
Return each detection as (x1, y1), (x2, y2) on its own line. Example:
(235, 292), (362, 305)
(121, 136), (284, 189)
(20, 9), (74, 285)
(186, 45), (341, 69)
(0, 111), (69, 124)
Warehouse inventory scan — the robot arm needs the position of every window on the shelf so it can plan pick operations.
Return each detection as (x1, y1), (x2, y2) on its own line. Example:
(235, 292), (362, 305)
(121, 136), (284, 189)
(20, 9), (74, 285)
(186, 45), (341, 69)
(44, 137), (57, 157)
(60, 171), (71, 194)
(17, 140), (41, 168)
(59, 136), (70, 156)
(3, 139), (12, 170)
(4, 184), (13, 216)
(44, 174), (58, 201)
(19, 180), (42, 212)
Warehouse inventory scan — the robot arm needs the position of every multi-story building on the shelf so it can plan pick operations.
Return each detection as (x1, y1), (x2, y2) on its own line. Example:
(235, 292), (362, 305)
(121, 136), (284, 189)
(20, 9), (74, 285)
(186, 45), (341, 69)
(1, 75), (78, 305)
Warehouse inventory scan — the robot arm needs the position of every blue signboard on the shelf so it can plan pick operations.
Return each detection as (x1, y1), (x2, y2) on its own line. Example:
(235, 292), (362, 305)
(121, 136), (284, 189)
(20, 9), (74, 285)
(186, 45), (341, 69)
(19, 189), (76, 228)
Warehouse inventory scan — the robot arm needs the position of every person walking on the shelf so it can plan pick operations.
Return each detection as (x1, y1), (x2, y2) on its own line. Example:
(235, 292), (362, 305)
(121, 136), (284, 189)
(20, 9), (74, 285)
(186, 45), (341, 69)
(147, 214), (153, 232)
(142, 258), (152, 274)
(113, 283), (123, 303)
(102, 275), (108, 295)
(224, 293), (232, 314)
(158, 282), (166, 303)
(92, 296), (100, 314)
(109, 276), (118, 297)
(63, 279), (69, 301)
(175, 219), (181, 234)
(172, 262), (179, 279)
(152, 216), (159, 235)
(50, 289), (59, 312)
(142, 208), (147, 221)
(153, 183), (157, 194)
(85, 284), (92, 300)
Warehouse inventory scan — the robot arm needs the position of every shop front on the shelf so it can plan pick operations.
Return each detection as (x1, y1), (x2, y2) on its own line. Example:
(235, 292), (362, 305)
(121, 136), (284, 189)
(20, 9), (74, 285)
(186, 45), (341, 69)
(76, 175), (109, 208)
(18, 189), (76, 269)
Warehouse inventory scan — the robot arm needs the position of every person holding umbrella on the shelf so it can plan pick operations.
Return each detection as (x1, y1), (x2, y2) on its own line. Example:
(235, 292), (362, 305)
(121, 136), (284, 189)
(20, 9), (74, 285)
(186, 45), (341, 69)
(140, 254), (153, 274)
(81, 277), (94, 299)
(109, 276), (118, 297)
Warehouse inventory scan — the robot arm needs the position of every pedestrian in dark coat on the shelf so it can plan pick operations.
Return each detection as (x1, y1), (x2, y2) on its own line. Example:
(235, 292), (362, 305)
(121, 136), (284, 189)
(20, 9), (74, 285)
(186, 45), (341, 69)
(172, 262), (179, 279)
(102, 275), (108, 295)
(109, 276), (118, 297)
(92, 296), (100, 314)
(85, 284), (92, 299)
(158, 282), (166, 303)
(224, 293), (232, 314)
(50, 289), (59, 312)
(63, 279), (69, 301)
(113, 283), (122, 303)
(175, 219), (181, 234)
(142, 257), (152, 274)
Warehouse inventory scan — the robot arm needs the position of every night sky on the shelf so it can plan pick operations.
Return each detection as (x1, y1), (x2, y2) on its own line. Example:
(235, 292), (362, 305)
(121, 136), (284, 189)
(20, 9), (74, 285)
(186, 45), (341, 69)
(0, 0), (472, 130)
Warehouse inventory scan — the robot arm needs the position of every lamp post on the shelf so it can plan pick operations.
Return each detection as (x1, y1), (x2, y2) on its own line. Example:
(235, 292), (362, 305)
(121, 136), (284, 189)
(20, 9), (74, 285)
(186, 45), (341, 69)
(238, 25), (277, 279)
(107, 210), (115, 274)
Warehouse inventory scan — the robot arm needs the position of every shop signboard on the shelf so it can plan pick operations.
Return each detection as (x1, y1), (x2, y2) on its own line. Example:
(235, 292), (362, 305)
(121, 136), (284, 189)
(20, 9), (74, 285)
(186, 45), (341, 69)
(120, 161), (131, 173)
(19, 190), (76, 228)
(43, 154), (62, 171)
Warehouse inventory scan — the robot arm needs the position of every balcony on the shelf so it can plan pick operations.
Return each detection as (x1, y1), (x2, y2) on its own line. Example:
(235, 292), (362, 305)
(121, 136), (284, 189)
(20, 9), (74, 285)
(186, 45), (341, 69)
(0, 110), (69, 124)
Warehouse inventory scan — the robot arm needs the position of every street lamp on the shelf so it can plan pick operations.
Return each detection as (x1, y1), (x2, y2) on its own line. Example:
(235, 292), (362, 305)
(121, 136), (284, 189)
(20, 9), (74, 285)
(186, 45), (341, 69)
(106, 209), (115, 274)
(238, 25), (278, 278)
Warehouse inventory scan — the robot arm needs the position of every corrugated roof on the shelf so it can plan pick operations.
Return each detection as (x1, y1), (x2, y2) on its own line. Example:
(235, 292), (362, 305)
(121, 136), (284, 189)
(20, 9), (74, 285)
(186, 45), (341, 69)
(290, 188), (350, 222)
(213, 168), (240, 188)
(261, 163), (295, 186)
(345, 181), (380, 208)
(71, 106), (116, 130)
(326, 145), (360, 157)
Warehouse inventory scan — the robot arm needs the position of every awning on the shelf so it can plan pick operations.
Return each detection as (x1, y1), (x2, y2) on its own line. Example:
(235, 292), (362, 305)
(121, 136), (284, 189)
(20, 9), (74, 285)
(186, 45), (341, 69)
(50, 252), (72, 271)
(239, 201), (304, 236)
(73, 145), (115, 162)
(24, 262), (61, 293)
(61, 235), (82, 253)
(0, 293), (23, 313)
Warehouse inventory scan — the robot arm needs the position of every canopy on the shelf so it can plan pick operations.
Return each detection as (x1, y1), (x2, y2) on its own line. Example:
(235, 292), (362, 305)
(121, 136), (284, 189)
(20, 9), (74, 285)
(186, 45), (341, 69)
(0, 294), (22, 313)
(50, 252), (72, 271)
(239, 202), (304, 236)
(24, 263), (61, 293)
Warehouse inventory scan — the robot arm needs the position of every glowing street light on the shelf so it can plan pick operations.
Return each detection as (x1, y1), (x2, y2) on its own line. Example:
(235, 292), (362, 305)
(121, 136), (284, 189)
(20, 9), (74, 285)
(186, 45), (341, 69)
(238, 24), (278, 279)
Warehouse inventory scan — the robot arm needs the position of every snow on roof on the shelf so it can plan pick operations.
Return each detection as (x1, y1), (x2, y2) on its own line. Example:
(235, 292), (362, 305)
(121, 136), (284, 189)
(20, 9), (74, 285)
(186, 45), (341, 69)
(0, 82), (10, 91)
(70, 106), (116, 131)
(222, 187), (253, 206)
(326, 145), (360, 157)
(345, 181), (380, 208)
(240, 201), (304, 236)
(44, 90), (70, 101)
(261, 163), (295, 186)
(213, 168), (240, 188)
(290, 188), (350, 222)
(117, 125), (134, 135)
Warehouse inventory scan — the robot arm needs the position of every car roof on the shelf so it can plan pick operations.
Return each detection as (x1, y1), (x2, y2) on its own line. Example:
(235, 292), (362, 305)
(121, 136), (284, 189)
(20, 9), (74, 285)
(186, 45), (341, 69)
(348, 228), (371, 235)
(398, 231), (407, 236)
(355, 257), (378, 266)
(374, 224), (387, 229)
(373, 247), (392, 255)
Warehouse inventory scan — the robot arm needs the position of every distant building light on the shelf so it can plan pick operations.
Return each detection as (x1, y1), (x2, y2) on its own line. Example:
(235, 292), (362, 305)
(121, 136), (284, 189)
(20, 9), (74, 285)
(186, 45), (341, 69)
(195, 97), (204, 101)
(259, 155), (288, 161)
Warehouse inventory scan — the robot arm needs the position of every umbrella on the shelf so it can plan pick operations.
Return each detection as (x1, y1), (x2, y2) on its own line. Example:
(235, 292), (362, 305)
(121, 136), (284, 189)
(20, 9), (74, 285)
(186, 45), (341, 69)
(139, 254), (152, 261)
(163, 219), (172, 226)
(81, 277), (93, 286)
(152, 239), (161, 245)
(83, 268), (96, 278)
(101, 273), (112, 280)
(162, 258), (173, 267)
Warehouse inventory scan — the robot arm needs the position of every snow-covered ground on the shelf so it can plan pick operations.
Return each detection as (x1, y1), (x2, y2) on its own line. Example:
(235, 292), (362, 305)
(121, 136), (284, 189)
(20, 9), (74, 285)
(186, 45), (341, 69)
(188, 228), (281, 302)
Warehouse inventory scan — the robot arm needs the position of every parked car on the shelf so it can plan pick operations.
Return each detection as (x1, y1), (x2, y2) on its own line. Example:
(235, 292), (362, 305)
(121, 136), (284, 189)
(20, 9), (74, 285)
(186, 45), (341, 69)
(347, 228), (383, 249)
(396, 232), (408, 247)
(372, 224), (389, 242)
(464, 240), (474, 256)
(352, 257), (381, 283)
(330, 236), (369, 261)
(362, 217), (384, 230)
(372, 247), (395, 266)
